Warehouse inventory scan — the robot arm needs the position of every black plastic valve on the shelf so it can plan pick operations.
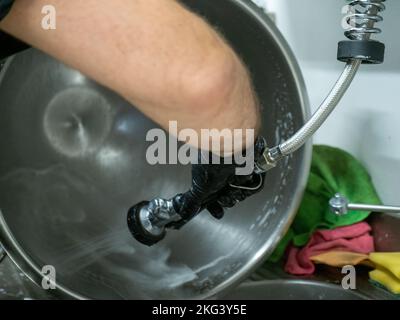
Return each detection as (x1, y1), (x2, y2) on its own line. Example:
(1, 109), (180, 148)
(337, 40), (385, 64)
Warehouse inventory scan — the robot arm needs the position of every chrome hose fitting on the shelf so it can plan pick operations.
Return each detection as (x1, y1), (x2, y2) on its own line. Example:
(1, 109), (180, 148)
(338, 0), (386, 64)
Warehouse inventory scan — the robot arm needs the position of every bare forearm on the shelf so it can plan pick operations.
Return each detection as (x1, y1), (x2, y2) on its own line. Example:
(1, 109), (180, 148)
(0, 0), (260, 152)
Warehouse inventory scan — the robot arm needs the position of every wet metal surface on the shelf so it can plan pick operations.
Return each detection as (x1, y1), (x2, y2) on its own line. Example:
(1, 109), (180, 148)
(223, 280), (368, 300)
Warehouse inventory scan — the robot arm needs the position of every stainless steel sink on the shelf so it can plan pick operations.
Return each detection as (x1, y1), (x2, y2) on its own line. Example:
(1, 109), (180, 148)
(0, 254), (393, 300)
(222, 280), (368, 300)
(0, 258), (368, 300)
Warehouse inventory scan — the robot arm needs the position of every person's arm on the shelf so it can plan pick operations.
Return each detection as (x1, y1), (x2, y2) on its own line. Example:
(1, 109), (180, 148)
(0, 0), (260, 154)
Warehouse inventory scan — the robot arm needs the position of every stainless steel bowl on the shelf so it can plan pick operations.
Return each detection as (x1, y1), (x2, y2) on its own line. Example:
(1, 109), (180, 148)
(0, 0), (310, 299)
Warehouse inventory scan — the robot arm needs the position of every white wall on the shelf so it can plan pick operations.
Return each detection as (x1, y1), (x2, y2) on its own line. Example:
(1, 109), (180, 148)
(254, 0), (400, 204)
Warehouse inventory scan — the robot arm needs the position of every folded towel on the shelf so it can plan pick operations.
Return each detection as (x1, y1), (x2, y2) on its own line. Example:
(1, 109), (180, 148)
(310, 251), (372, 268)
(369, 253), (400, 294)
(285, 222), (375, 275)
(369, 253), (400, 278)
(307, 251), (400, 295)
(269, 145), (381, 263)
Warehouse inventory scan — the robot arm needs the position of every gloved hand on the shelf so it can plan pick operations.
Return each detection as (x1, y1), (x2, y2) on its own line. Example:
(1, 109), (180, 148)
(172, 136), (267, 225)
(206, 169), (266, 219)
(205, 136), (266, 218)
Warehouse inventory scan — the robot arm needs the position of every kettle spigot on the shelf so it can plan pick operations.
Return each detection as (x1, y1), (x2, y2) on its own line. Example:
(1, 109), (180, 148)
(127, 191), (225, 246)
(329, 193), (400, 218)
(127, 198), (181, 246)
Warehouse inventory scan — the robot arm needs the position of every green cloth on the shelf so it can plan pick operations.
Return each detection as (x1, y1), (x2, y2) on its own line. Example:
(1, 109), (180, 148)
(269, 145), (381, 263)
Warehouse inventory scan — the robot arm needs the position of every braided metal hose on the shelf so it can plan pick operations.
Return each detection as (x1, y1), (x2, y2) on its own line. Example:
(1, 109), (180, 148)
(277, 59), (361, 158)
(257, 0), (386, 170)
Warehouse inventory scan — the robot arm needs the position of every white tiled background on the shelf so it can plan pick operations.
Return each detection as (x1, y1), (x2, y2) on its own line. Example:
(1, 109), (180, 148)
(252, 0), (400, 204)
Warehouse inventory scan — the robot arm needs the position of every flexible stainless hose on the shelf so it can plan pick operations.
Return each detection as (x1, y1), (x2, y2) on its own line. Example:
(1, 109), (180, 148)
(274, 59), (362, 159)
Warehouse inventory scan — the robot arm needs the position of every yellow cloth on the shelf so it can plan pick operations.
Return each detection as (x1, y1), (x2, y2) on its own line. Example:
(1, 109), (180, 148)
(368, 252), (400, 294)
(309, 251), (400, 295)
(369, 253), (400, 278)
(310, 251), (373, 267)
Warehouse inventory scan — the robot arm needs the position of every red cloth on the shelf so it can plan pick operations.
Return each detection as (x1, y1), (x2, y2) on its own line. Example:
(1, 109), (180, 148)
(285, 222), (375, 275)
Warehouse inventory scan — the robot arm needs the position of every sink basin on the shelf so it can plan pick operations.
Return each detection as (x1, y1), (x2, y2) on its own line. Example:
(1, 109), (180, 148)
(223, 280), (368, 300)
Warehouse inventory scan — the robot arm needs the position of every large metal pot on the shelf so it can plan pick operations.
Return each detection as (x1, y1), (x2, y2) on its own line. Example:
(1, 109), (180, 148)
(0, 0), (310, 299)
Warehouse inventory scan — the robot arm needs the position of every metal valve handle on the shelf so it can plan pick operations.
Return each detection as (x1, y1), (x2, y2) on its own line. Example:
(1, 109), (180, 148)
(329, 193), (400, 218)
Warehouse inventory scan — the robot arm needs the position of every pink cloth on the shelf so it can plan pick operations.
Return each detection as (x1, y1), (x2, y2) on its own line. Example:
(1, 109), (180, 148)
(285, 222), (375, 275)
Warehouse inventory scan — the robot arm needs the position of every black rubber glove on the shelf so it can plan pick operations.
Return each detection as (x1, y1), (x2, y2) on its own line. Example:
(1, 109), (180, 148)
(172, 136), (266, 225)
(206, 170), (265, 218)
(205, 137), (266, 218)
